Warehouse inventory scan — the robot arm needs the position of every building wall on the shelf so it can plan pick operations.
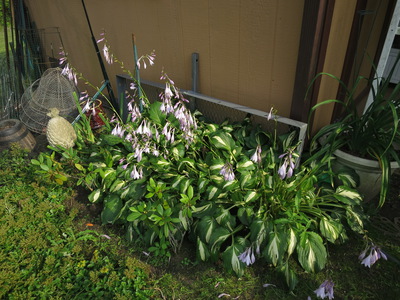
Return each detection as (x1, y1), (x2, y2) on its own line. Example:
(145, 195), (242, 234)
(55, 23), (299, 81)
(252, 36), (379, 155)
(24, 0), (304, 118)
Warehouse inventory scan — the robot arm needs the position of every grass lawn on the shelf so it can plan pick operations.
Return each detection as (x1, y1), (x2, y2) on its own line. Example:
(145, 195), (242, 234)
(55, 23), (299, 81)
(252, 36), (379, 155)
(1, 144), (400, 299)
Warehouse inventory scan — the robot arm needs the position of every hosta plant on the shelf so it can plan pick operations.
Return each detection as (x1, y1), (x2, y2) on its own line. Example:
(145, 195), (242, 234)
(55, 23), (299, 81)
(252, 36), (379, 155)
(36, 34), (368, 291)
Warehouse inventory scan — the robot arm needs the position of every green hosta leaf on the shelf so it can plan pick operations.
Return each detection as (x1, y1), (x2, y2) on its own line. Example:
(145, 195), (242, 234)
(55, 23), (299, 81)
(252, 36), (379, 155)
(222, 243), (245, 276)
(239, 172), (257, 189)
(206, 123), (218, 133)
(237, 207), (254, 226)
(171, 143), (185, 158)
(198, 177), (209, 193)
(296, 232), (327, 273)
(197, 237), (210, 261)
(101, 194), (123, 224)
(88, 189), (102, 203)
(244, 190), (260, 203)
(236, 157), (255, 171)
(210, 226), (231, 253)
(319, 217), (342, 243)
(102, 134), (123, 146)
(197, 216), (216, 243)
(178, 158), (196, 172)
(209, 158), (225, 172)
(265, 230), (288, 266)
(287, 227), (297, 256)
(335, 186), (362, 204)
(210, 131), (235, 152)
(279, 261), (298, 291)
(250, 219), (272, 245)
(210, 175), (224, 185)
(346, 207), (365, 234)
(149, 101), (166, 124)
(109, 179), (126, 193)
(215, 208), (236, 230)
(100, 168), (116, 180)
(192, 203), (214, 218)
(222, 180), (239, 191)
(206, 185), (220, 200)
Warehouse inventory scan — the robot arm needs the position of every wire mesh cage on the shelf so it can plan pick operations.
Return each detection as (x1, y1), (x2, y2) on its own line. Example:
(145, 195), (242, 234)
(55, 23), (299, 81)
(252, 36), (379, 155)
(19, 68), (79, 134)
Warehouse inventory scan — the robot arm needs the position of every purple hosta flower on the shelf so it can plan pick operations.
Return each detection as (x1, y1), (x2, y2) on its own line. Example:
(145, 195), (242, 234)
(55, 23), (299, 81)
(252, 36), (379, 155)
(152, 148), (160, 157)
(359, 243), (387, 268)
(96, 32), (105, 44)
(267, 107), (274, 121)
(134, 147), (143, 162)
(59, 49), (67, 66)
(136, 120), (152, 137)
(250, 145), (262, 164)
(314, 280), (334, 300)
(130, 165), (143, 179)
(136, 50), (156, 69)
(102, 44), (113, 64)
(220, 162), (235, 181)
(125, 133), (133, 142)
(61, 63), (78, 85)
(238, 246), (256, 266)
(162, 123), (175, 143)
(128, 103), (141, 122)
(278, 151), (295, 180)
(111, 123), (125, 138)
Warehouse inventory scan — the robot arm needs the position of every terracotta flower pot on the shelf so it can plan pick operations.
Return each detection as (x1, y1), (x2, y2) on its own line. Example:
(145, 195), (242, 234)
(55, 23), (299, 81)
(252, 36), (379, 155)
(85, 99), (106, 129)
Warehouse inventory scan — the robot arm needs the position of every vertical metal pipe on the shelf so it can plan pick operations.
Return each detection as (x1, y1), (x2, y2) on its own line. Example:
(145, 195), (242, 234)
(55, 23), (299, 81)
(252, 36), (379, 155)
(191, 52), (199, 92)
(132, 34), (143, 113)
(190, 53), (199, 111)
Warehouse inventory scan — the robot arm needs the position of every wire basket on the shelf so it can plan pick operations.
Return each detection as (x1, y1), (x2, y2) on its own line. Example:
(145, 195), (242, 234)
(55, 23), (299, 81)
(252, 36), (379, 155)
(19, 68), (79, 134)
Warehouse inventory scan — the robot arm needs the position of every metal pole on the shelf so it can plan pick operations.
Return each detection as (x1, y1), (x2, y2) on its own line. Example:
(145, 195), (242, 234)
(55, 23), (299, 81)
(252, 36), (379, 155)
(132, 34), (143, 112)
(81, 0), (116, 106)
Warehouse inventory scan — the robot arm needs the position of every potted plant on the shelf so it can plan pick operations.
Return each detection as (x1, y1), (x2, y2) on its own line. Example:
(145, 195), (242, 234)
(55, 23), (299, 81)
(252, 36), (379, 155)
(308, 59), (400, 208)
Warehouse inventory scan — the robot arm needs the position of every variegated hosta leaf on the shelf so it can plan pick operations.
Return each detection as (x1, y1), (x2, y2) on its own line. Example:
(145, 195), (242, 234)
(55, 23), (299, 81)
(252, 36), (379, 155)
(335, 186), (362, 204)
(222, 243), (245, 277)
(109, 179), (126, 193)
(210, 131), (235, 152)
(346, 208), (365, 234)
(206, 185), (220, 200)
(236, 157), (255, 172)
(88, 189), (102, 203)
(101, 194), (123, 224)
(197, 237), (210, 261)
(287, 228), (297, 257)
(196, 216), (217, 243)
(250, 219), (273, 245)
(319, 217), (342, 243)
(265, 230), (288, 266)
(237, 207), (254, 226)
(215, 208), (236, 230)
(296, 232), (327, 273)
(279, 261), (298, 292)
(210, 227), (231, 253)
(243, 190), (260, 203)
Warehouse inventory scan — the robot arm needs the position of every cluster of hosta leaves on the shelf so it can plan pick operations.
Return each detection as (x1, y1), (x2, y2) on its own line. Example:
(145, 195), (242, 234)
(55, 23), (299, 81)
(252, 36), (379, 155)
(43, 85), (366, 291)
